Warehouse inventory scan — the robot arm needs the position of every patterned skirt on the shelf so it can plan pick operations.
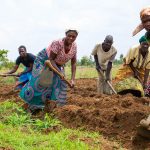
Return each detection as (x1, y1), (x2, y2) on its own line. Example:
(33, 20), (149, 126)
(20, 49), (67, 109)
(114, 65), (144, 97)
(144, 81), (150, 96)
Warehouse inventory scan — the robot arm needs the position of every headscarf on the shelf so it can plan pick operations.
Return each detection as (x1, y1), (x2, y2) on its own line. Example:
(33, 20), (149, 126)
(132, 6), (150, 36)
(139, 32), (150, 45)
(65, 28), (79, 35)
(139, 35), (147, 43)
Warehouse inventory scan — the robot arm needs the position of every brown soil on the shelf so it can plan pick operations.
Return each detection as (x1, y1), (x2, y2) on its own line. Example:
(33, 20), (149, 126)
(54, 78), (150, 150)
(0, 79), (150, 150)
(0, 83), (20, 103)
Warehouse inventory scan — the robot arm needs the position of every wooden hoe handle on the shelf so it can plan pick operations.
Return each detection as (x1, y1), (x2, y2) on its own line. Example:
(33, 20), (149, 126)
(0, 74), (18, 77)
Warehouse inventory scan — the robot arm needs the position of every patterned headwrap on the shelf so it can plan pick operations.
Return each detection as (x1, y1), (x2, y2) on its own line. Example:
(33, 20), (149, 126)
(132, 6), (150, 36)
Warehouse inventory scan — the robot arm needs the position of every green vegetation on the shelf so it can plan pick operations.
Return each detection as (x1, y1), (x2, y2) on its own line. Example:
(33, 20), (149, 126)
(0, 49), (14, 69)
(65, 65), (120, 79)
(0, 101), (104, 150)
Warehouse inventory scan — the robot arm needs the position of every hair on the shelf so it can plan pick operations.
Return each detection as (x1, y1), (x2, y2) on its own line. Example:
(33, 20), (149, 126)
(65, 30), (78, 36)
(18, 45), (26, 51)
(105, 35), (113, 43)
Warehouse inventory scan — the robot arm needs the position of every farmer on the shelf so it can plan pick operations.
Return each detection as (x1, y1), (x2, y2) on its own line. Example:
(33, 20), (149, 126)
(91, 35), (117, 94)
(20, 29), (78, 112)
(132, 6), (150, 36)
(132, 6), (150, 138)
(114, 37), (150, 97)
(4, 45), (36, 89)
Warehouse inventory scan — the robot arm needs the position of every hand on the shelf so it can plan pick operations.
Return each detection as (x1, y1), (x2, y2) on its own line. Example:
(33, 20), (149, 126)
(60, 74), (65, 80)
(1, 73), (7, 77)
(105, 76), (110, 81)
(134, 71), (143, 83)
(70, 80), (75, 88)
(17, 72), (22, 77)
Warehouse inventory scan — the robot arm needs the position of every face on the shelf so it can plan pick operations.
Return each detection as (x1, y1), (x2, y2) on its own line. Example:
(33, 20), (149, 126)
(142, 16), (150, 31)
(18, 48), (27, 57)
(140, 41), (149, 53)
(65, 31), (77, 45)
(102, 40), (113, 51)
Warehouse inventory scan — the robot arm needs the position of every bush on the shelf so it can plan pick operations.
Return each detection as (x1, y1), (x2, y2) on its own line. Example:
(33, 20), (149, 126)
(0, 49), (15, 69)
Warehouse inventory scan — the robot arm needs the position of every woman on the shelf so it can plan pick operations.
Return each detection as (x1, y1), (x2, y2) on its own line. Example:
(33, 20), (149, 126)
(4, 45), (36, 89)
(133, 6), (150, 36)
(114, 37), (150, 97)
(20, 29), (78, 111)
(132, 6), (150, 139)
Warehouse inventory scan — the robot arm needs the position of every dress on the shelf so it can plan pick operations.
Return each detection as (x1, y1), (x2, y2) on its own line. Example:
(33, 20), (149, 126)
(20, 39), (77, 109)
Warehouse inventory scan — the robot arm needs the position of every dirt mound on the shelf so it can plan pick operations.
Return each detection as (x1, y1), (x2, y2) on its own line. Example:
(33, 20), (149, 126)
(54, 79), (150, 149)
(0, 83), (20, 102)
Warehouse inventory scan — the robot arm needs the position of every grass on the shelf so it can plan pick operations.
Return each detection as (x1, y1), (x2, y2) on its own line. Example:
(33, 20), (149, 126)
(0, 65), (120, 85)
(65, 65), (120, 79)
(0, 101), (107, 150)
(1, 123), (98, 150)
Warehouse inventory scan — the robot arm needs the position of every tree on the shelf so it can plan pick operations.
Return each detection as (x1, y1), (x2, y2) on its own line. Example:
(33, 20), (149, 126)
(0, 49), (14, 69)
(0, 49), (8, 63)
(120, 54), (123, 61)
(80, 56), (94, 66)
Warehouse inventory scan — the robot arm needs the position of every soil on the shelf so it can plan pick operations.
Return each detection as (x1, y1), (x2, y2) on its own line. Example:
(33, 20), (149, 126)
(54, 79), (150, 150)
(0, 83), (20, 103)
(0, 79), (150, 150)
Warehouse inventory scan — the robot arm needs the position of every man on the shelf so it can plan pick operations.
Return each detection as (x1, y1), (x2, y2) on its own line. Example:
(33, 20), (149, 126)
(91, 35), (117, 94)
(5, 45), (36, 89)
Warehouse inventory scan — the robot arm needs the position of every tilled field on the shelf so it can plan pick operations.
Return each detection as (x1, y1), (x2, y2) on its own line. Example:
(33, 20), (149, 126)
(0, 79), (150, 150)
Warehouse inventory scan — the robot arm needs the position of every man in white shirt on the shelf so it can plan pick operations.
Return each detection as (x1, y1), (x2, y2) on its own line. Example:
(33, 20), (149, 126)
(91, 35), (117, 94)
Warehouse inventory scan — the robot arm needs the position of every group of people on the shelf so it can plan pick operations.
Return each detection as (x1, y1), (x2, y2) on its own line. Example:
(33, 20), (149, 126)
(92, 6), (150, 98)
(4, 29), (78, 111)
(3, 7), (150, 125)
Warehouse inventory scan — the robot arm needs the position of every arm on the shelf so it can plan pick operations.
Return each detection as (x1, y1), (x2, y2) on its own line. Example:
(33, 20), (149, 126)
(143, 69), (150, 88)
(91, 44), (101, 71)
(105, 61), (112, 81)
(129, 60), (138, 76)
(49, 51), (64, 78)
(6, 65), (19, 74)
(19, 63), (33, 75)
(94, 55), (101, 72)
(105, 51), (117, 80)
(71, 56), (76, 86)
(129, 60), (142, 83)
